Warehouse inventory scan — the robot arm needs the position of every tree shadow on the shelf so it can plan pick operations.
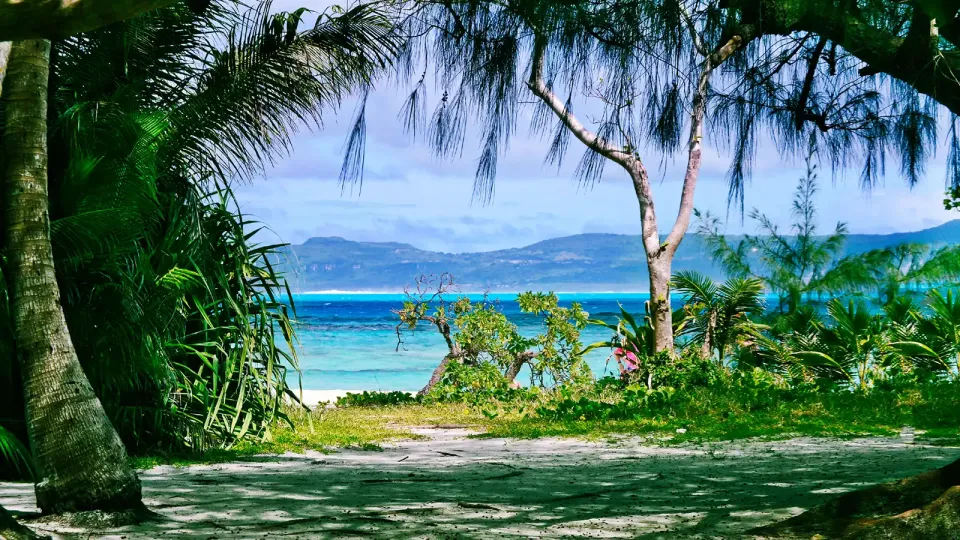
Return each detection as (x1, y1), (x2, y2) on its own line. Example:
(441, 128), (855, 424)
(2, 436), (959, 538)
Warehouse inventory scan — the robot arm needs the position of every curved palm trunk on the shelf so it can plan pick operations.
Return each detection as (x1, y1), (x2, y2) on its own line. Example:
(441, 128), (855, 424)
(753, 456), (960, 538)
(3, 39), (141, 514)
(0, 39), (35, 540)
(0, 503), (38, 539)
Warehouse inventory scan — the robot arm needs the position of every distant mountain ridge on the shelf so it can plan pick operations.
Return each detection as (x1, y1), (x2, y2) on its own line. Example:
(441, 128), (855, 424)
(278, 220), (960, 292)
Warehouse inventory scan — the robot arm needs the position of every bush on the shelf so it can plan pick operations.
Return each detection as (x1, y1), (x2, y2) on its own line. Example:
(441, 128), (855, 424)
(425, 362), (541, 405)
(656, 349), (726, 389)
(535, 385), (677, 421)
(336, 391), (419, 408)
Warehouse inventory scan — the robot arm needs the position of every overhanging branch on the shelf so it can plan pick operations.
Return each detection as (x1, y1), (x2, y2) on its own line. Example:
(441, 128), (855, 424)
(0, 0), (180, 41)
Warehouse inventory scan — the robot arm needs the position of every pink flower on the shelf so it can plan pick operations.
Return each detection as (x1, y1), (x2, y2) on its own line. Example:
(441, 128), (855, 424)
(622, 351), (639, 371)
(614, 348), (639, 372)
(510, 381), (521, 389)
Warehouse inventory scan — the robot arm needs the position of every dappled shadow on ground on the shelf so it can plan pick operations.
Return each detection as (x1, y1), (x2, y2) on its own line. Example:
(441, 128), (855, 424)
(2, 430), (959, 538)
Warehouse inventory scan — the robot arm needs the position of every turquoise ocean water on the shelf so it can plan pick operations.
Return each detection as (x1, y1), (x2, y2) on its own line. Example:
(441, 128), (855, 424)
(290, 293), (678, 391)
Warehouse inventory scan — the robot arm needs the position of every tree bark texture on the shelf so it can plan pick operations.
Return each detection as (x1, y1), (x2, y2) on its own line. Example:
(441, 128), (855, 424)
(504, 352), (535, 382)
(752, 456), (960, 538)
(3, 39), (141, 514)
(417, 354), (458, 397)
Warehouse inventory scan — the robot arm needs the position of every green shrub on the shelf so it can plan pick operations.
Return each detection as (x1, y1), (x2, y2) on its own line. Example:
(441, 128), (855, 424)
(536, 385), (677, 422)
(426, 362), (541, 405)
(336, 391), (420, 408)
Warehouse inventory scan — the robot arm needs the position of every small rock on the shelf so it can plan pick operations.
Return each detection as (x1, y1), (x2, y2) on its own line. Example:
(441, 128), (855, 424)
(676, 428), (687, 434)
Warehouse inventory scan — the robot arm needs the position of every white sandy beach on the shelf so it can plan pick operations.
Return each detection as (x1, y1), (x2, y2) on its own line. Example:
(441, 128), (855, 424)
(3, 429), (958, 538)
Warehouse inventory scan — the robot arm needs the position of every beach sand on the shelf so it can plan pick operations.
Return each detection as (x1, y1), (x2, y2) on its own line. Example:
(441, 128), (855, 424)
(3, 428), (959, 538)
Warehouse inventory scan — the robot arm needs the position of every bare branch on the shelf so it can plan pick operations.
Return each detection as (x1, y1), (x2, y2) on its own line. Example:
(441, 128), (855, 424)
(525, 35), (632, 167)
(663, 32), (752, 254)
(677, 1), (708, 57)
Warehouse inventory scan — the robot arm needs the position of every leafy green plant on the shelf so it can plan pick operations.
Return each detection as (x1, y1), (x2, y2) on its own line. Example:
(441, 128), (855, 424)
(0, 426), (33, 480)
(672, 271), (765, 364)
(584, 302), (686, 389)
(791, 299), (891, 390)
(890, 290), (960, 379)
(535, 385), (677, 422)
(426, 362), (540, 405)
(397, 279), (592, 396)
(697, 156), (846, 314)
(336, 391), (420, 408)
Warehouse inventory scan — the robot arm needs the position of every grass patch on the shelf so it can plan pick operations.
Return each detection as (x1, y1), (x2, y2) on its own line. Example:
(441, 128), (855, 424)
(131, 402), (491, 469)
(132, 382), (960, 469)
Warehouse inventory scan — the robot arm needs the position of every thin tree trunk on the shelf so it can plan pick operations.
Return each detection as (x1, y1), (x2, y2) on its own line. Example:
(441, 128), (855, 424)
(647, 257), (674, 354)
(3, 39), (142, 514)
(417, 354), (458, 397)
(504, 352), (535, 383)
(417, 317), (462, 397)
(702, 312), (715, 361)
(527, 31), (749, 355)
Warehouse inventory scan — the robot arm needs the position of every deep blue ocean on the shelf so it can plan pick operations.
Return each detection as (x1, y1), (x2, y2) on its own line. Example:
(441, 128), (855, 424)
(289, 293), (681, 391)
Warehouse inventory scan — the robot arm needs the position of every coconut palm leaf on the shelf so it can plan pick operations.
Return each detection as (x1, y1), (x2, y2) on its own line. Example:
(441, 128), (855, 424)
(1, 0), (400, 466)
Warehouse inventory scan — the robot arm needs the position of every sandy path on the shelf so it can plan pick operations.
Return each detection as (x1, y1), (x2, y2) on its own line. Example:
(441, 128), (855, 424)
(2, 430), (959, 539)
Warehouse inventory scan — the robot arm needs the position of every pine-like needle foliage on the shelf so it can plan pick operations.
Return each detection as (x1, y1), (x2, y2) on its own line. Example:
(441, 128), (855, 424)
(697, 155), (847, 314)
(353, 0), (954, 212)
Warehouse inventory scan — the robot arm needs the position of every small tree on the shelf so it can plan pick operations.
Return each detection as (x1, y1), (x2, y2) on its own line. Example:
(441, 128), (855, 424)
(672, 271), (765, 364)
(394, 274), (591, 396)
(697, 155), (847, 314)
(339, 0), (766, 355)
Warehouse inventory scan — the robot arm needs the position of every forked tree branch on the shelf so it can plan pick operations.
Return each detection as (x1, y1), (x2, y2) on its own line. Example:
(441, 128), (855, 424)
(662, 32), (752, 255)
(525, 35), (633, 168)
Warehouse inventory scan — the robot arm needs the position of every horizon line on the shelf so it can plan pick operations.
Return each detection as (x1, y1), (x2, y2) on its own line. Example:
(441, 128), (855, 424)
(297, 290), (654, 295)
(292, 217), (959, 253)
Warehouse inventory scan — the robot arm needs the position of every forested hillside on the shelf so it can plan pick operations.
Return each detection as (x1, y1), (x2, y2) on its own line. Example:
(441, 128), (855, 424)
(281, 220), (960, 291)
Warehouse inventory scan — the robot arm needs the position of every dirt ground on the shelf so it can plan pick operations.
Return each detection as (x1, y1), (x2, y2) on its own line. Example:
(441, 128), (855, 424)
(2, 428), (959, 539)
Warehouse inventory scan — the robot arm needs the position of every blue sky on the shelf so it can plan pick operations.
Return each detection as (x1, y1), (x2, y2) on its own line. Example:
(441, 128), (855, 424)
(234, 1), (958, 253)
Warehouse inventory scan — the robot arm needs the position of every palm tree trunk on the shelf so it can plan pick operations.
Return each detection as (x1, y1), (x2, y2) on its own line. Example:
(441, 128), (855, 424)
(702, 311), (717, 360)
(0, 38), (35, 540)
(0, 503), (38, 539)
(3, 39), (141, 514)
